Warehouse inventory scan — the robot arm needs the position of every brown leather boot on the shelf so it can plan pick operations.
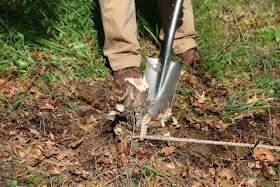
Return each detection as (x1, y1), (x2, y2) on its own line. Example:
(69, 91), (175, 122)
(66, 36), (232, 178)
(114, 66), (146, 108)
(113, 67), (141, 89)
(177, 48), (200, 67)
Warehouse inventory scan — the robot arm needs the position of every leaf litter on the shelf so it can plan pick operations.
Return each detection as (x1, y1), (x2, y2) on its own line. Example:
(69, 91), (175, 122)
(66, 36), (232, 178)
(0, 70), (279, 186)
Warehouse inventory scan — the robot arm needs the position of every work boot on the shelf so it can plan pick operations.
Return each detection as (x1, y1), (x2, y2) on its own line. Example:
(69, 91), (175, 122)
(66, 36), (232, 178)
(177, 48), (200, 67)
(114, 67), (141, 89)
(114, 67), (148, 117)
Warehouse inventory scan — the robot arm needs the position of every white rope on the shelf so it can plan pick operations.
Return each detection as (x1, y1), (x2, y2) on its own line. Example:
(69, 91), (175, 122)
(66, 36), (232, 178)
(139, 114), (150, 141)
(136, 112), (280, 151)
(131, 135), (280, 151)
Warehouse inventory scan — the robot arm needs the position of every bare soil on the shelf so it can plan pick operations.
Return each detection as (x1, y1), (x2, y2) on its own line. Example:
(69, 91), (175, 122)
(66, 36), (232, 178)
(0, 70), (279, 186)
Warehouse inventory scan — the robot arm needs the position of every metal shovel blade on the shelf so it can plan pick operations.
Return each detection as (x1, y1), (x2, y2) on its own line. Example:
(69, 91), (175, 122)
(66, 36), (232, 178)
(145, 57), (183, 115)
(144, 0), (184, 116)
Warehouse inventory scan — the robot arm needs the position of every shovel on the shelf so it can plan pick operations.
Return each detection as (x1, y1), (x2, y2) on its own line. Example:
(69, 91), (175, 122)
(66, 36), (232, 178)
(145, 0), (184, 116)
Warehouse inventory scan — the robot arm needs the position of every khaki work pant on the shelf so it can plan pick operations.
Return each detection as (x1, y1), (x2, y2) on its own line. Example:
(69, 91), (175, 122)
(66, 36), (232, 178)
(99, 0), (197, 71)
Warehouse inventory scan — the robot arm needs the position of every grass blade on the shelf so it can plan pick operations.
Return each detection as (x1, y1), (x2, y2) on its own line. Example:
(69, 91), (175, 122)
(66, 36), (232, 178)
(6, 96), (29, 110)
(140, 164), (168, 179)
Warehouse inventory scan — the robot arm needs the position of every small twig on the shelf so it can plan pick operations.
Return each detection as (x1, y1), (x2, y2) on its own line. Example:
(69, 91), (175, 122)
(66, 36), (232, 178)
(102, 170), (131, 186)
(130, 118), (136, 157)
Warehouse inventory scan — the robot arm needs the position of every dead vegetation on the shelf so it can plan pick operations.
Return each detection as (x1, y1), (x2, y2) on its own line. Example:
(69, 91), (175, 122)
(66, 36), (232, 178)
(0, 68), (279, 186)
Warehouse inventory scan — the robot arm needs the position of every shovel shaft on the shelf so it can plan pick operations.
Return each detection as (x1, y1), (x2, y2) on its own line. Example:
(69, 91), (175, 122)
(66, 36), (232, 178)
(145, 0), (185, 115)
(162, 0), (184, 60)
(160, 0), (184, 88)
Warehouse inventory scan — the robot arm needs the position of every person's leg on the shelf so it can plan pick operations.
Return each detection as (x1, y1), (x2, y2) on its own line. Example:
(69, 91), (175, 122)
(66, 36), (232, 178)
(99, 0), (141, 72)
(158, 0), (199, 65)
(99, 0), (147, 113)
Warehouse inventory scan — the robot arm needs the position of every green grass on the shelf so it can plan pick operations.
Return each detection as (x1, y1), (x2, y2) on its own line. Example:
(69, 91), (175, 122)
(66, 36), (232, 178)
(1, 0), (279, 114)
(135, 0), (279, 116)
(1, 165), (64, 186)
(139, 0), (279, 114)
(0, 146), (64, 186)
(0, 0), (279, 113)
(0, 0), (110, 80)
(193, 0), (280, 114)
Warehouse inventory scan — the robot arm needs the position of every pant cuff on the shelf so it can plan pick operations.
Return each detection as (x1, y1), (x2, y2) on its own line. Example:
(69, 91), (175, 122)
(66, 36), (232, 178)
(173, 38), (197, 54)
(110, 54), (141, 71)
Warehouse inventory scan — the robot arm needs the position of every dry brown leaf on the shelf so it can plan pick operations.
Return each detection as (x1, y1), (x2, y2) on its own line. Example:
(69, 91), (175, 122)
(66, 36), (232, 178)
(143, 176), (159, 187)
(79, 115), (97, 125)
(171, 116), (177, 125)
(30, 141), (40, 153)
(194, 168), (207, 178)
(165, 163), (175, 170)
(0, 78), (6, 86)
(186, 160), (192, 176)
(208, 167), (216, 176)
(189, 96), (207, 110)
(247, 94), (258, 103)
(34, 65), (46, 75)
(159, 146), (175, 155)
(116, 104), (124, 112)
(134, 147), (148, 159)
(195, 91), (207, 104)
(70, 168), (88, 179)
(71, 137), (84, 148)
(253, 148), (275, 161)
(215, 168), (241, 186)
(49, 131), (55, 141)
(102, 152), (113, 164)
(12, 146), (26, 158)
(45, 147), (62, 157)
(215, 120), (232, 131)
(233, 112), (254, 120)
(260, 162), (277, 180)
(114, 126), (123, 136)
(0, 80), (18, 96)
(264, 97), (273, 102)
(157, 108), (172, 127)
(57, 149), (75, 160)
(116, 136), (130, 154)
(248, 161), (262, 169)
(171, 116), (181, 128)
(11, 134), (29, 143)
(219, 11), (232, 22)
(29, 128), (41, 136)
(212, 98), (227, 111)
(163, 131), (171, 137)
(191, 181), (203, 187)
(244, 178), (256, 187)
(49, 166), (62, 175)
(78, 123), (93, 133)
(33, 48), (51, 62)
(37, 101), (54, 110)
(8, 130), (17, 136)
